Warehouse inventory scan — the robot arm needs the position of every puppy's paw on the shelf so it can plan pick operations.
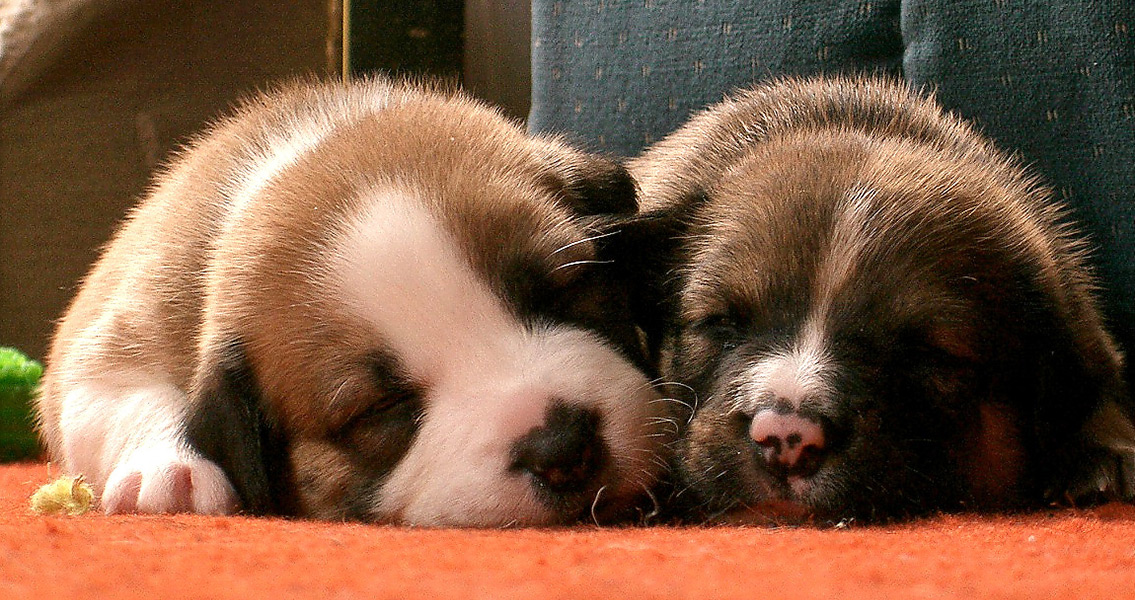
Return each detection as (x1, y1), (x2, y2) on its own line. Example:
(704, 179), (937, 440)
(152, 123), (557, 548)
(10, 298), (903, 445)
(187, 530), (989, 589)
(1052, 400), (1135, 504)
(102, 453), (238, 515)
(1063, 447), (1135, 503)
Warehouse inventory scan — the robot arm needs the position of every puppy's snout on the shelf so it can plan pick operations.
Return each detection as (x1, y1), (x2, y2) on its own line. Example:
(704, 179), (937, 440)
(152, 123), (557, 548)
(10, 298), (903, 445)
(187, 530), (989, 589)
(749, 409), (827, 477)
(510, 403), (605, 496)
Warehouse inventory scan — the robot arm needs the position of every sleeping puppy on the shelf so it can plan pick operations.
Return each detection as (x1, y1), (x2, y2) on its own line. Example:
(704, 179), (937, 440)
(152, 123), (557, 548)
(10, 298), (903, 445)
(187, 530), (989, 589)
(626, 76), (1135, 523)
(35, 76), (672, 526)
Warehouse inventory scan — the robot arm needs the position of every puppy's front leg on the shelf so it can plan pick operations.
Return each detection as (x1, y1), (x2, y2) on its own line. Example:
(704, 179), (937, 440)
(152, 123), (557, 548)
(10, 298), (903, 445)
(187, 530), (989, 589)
(57, 377), (237, 515)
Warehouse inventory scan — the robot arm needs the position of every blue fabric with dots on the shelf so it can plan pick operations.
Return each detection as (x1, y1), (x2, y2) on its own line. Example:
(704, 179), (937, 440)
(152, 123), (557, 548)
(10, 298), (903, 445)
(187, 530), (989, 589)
(530, 0), (1135, 366)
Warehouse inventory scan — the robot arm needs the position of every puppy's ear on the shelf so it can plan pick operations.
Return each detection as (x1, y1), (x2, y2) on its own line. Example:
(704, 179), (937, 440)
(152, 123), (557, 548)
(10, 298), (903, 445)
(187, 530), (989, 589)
(542, 148), (638, 216)
(186, 340), (294, 515)
(595, 190), (707, 364)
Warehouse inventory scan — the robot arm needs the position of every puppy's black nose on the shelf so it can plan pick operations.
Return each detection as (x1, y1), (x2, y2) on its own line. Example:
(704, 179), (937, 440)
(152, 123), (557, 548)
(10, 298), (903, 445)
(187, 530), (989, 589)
(510, 403), (605, 496)
(749, 409), (827, 477)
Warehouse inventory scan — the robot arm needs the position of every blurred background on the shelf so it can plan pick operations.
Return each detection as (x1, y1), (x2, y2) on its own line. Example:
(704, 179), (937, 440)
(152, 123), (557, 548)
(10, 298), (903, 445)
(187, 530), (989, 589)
(1, 0), (531, 362)
(4, 0), (1132, 375)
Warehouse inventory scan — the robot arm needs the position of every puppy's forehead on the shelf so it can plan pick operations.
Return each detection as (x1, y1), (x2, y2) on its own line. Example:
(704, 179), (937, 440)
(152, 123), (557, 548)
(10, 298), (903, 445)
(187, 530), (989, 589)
(681, 159), (847, 323)
(682, 142), (976, 331)
(326, 183), (593, 383)
(427, 177), (596, 285)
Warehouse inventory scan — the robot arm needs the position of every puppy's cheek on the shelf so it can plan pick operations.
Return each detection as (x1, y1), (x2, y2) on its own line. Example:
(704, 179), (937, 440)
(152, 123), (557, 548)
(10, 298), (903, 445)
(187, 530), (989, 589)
(289, 439), (359, 520)
(679, 333), (718, 371)
(670, 333), (727, 388)
(680, 408), (758, 505)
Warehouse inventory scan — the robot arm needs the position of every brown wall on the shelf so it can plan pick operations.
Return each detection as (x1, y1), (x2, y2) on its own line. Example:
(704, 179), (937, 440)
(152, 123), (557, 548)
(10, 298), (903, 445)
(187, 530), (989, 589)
(0, 0), (533, 362)
(1, 0), (340, 361)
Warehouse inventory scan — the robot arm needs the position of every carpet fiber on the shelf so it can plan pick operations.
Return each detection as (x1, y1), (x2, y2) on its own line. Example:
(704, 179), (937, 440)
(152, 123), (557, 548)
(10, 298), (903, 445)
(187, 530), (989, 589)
(3, 462), (1134, 599)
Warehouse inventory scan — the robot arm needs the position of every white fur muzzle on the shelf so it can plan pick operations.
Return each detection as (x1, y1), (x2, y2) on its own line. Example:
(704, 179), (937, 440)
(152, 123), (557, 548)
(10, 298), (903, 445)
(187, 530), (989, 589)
(327, 187), (666, 526)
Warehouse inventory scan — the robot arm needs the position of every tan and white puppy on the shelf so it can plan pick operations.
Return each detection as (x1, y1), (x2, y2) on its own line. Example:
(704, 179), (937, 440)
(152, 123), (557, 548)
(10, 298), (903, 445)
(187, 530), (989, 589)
(627, 76), (1135, 523)
(35, 77), (672, 526)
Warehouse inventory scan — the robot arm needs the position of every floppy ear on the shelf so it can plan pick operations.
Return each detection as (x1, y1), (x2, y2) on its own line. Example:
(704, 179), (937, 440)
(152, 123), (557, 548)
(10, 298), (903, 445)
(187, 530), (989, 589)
(185, 340), (295, 516)
(594, 191), (707, 365)
(546, 151), (639, 217)
(994, 273), (1135, 504)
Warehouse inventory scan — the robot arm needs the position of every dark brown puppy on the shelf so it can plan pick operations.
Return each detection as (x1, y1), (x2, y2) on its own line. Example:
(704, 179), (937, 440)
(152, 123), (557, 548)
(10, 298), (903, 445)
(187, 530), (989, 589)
(627, 76), (1135, 524)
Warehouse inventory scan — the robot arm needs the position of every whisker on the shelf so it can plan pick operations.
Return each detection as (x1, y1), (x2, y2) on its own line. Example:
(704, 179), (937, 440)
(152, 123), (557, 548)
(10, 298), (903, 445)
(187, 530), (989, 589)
(327, 378), (352, 409)
(639, 482), (661, 522)
(590, 485), (608, 527)
(635, 378), (668, 395)
(551, 259), (615, 273)
(551, 230), (621, 255)
(645, 417), (681, 437)
(704, 498), (744, 523)
(903, 464), (935, 483)
(652, 380), (697, 395)
(647, 380), (701, 418)
(651, 397), (696, 416)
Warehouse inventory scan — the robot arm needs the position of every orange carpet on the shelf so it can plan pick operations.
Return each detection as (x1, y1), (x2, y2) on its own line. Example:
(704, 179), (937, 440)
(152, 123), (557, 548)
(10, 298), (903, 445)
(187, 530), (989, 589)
(2, 462), (1134, 599)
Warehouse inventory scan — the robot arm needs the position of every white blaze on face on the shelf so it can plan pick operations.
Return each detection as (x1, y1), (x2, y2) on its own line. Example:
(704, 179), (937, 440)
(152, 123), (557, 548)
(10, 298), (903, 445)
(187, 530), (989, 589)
(328, 187), (664, 526)
(735, 321), (834, 413)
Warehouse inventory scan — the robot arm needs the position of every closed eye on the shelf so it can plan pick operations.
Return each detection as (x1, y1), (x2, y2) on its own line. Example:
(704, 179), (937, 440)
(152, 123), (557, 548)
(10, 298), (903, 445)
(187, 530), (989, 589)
(348, 384), (420, 428)
(692, 312), (742, 336)
(336, 350), (424, 433)
(329, 352), (426, 481)
(690, 312), (747, 351)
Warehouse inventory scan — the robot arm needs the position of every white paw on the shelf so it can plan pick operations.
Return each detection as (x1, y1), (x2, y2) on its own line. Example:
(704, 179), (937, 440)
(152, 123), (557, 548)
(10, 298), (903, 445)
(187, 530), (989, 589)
(102, 453), (238, 515)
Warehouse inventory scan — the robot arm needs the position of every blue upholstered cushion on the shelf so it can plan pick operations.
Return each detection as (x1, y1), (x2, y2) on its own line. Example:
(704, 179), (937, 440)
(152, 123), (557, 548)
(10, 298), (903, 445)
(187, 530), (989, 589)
(530, 0), (1135, 364)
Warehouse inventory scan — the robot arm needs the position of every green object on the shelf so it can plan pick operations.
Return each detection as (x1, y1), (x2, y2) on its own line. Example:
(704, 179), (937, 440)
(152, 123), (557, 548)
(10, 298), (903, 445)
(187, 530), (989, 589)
(0, 347), (43, 461)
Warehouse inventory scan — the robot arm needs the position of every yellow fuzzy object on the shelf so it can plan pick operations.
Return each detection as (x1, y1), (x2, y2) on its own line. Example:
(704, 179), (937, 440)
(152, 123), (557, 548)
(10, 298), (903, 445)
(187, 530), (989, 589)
(30, 475), (94, 516)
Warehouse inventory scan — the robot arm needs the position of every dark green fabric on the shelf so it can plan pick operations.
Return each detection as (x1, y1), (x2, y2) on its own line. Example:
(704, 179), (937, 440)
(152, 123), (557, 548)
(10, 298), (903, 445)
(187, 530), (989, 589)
(901, 1), (1135, 356)
(529, 0), (1135, 370)
(530, 0), (904, 155)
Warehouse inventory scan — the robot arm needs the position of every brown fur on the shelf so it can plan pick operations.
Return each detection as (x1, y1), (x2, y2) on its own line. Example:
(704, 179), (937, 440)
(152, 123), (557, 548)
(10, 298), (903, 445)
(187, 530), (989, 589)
(626, 76), (1135, 522)
(37, 76), (655, 522)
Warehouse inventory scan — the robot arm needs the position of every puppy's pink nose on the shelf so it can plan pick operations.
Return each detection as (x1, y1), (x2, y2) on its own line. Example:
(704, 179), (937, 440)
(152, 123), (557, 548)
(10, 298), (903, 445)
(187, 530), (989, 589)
(750, 409), (826, 476)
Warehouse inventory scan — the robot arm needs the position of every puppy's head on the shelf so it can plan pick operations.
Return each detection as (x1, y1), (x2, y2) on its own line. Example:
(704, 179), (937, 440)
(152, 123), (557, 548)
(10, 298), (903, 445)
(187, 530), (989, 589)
(641, 128), (1125, 524)
(188, 88), (670, 526)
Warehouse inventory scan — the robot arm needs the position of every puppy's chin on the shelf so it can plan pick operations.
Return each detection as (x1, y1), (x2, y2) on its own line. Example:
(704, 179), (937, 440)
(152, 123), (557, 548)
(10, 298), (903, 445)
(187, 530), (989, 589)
(713, 501), (815, 526)
(366, 368), (668, 528)
(370, 476), (658, 528)
(681, 445), (848, 525)
(684, 463), (888, 526)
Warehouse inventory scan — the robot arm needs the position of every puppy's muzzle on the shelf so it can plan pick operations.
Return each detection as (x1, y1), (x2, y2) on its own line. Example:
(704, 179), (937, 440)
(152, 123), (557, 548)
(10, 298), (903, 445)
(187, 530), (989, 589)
(509, 402), (606, 499)
(749, 407), (829, 479)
